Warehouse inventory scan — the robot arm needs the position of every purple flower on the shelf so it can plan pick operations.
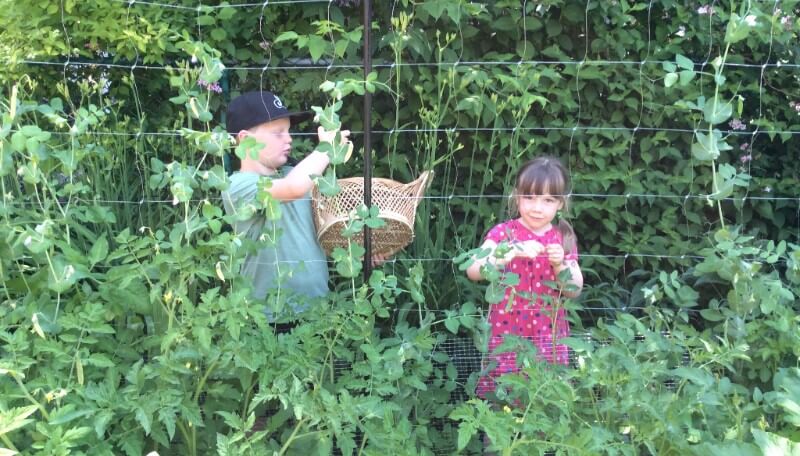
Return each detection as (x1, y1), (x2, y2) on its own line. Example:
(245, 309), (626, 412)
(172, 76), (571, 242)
(740, 154), (752, 164)
(740, 142), (749, 150)
(197, 79), (222, 94)
(729, 118), (747, 130)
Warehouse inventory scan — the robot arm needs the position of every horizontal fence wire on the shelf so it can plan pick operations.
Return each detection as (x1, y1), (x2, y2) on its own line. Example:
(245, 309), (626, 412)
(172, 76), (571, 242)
(4, 193), (798, 205)
(113, 0), (334, 9)
(9, 57), (800, 71)
(8, 126), (800, 136)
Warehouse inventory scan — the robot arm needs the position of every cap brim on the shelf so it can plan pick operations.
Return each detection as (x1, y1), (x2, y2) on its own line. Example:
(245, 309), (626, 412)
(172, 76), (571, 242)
(288, 111), (313, 124)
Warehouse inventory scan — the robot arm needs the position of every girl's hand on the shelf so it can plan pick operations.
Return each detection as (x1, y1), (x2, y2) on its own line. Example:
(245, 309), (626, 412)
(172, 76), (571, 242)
(519, 240), (545, 258)
(545, 243), (566, 269)
(492, 246), (518, 267)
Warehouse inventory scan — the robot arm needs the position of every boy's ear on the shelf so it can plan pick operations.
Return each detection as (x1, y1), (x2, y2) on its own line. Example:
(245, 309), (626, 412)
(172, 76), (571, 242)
(236, 129), (250, 142)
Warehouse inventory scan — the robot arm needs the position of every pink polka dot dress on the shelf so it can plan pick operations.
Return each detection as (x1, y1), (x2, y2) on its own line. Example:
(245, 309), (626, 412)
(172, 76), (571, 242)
(476, 219), (578, 399)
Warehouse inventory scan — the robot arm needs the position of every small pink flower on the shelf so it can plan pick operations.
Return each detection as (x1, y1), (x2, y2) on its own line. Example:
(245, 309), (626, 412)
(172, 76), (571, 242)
(740, 154), (752, 163)
(740, 142), (749, 150)
(729, 118), (747, 130)
(781, 16), (792, 30)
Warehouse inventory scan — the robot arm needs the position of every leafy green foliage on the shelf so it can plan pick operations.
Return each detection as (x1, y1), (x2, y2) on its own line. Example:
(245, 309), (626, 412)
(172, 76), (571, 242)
(1, 0), (799, 454)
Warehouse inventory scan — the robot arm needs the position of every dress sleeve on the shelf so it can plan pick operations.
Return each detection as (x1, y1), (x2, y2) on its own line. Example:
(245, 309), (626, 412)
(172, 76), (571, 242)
(484, 222), (510, 243)
(565, 234), (579, 262)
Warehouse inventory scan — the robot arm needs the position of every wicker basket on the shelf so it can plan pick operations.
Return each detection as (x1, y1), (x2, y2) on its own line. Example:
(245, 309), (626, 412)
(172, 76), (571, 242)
(312, 171), (433, 257)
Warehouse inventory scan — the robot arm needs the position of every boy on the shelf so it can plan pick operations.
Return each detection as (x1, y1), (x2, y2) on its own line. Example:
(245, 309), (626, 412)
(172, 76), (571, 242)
(221, 90), (350, 320)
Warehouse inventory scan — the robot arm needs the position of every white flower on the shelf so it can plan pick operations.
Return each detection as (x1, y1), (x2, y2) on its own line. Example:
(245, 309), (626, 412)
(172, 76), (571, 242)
(744, 15), (758, 26)
(697, 5), (712, 15)
(676, 25), (686, 37)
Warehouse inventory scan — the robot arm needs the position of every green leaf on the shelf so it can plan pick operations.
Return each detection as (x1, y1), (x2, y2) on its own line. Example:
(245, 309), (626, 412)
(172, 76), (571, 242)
(725, 13), (753, 44)
(752, 429), (800, 455)
(197, 15), (215, 26)
(210, 28), (227, 41)
(0, 405), (38, 435)
(664, 72), (678, 88)
(675, 54), (694, 70)
(274, 31), (299, 43)
(457, 423), (476, 450)
(421, 0), (447, 20)
(88, 235), (109, 266)
(679, 70), (696, 86)
(307, 35), (327, 62)
(691, 130), (722, 161)
(135, 407), (152, 435)
(444, 316), (460, 334)
(315, 169), (340, 197)
(48, 255), (89, 293)
(703, 96), (733, 124)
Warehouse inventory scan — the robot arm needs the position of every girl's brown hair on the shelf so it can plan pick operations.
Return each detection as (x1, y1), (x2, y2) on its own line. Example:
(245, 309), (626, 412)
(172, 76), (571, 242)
(509, 156), (577, 254)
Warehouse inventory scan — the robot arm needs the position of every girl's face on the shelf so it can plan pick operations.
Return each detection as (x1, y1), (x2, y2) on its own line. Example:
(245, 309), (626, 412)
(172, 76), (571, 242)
(516, 191), (563, 234)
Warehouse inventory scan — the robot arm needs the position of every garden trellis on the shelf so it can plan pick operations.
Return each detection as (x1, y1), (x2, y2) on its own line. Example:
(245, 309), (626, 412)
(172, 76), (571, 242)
(2, 0), (800, 455)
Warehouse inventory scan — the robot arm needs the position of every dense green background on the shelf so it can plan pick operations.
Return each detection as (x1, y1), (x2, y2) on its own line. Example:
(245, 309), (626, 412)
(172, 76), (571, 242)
(2, 1), (799, 454)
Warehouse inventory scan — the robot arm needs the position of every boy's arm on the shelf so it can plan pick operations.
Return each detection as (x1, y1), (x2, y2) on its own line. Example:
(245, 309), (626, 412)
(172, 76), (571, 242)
(269, 127), (350, 202)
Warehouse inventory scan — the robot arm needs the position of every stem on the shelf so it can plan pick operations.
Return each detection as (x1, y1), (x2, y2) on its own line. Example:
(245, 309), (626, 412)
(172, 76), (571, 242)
(0, 435), (17, 453)
(176, 420), (193, 456)
(711, 160), (725, 229)
(709, 41), (731, 229)
(357, 429), (368, 455)
(278, 418), (307, 455)
(11, 372), (50, 420)
(193, 358), (219, 402)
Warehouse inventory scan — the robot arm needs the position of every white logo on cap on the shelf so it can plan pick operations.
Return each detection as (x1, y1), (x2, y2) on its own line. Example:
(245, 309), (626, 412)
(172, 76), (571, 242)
(273, 96), (284, 109)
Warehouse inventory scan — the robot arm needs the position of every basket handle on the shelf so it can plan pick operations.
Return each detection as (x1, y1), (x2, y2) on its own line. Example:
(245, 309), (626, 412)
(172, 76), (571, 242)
(408, 170), (433, 207)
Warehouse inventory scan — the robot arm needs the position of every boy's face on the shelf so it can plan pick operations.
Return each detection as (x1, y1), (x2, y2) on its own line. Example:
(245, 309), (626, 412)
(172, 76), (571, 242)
(239, 117), (292, 173)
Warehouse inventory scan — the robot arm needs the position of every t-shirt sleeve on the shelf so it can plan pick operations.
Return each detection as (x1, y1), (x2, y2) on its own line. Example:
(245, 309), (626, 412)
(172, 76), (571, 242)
(221, 173), (259, 217)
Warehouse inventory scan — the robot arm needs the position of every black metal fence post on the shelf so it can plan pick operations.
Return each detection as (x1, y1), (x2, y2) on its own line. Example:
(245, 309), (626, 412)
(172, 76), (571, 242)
(362, 0), (373, 281)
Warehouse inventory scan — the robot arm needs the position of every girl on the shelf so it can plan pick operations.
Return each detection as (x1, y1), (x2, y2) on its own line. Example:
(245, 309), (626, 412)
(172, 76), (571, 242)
(466, 156), (583, 398)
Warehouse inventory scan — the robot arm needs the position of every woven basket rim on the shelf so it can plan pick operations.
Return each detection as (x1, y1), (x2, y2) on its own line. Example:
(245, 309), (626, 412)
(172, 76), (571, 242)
(311, 171), (433, 256)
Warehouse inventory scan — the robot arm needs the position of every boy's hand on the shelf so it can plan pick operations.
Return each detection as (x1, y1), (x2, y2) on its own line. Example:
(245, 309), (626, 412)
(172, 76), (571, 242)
(545, 243), (566, 268)
(318, 127), (354, 163)
(371, 253), (389, 267)
(344, 141), (354, 162)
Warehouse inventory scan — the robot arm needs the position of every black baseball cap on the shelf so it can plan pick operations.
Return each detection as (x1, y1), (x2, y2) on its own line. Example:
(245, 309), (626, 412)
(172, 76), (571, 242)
(226, 91), (311, 134)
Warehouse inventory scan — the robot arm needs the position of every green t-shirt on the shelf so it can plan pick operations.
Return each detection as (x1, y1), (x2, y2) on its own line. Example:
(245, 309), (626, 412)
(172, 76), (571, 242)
(221, 169), (329, 314)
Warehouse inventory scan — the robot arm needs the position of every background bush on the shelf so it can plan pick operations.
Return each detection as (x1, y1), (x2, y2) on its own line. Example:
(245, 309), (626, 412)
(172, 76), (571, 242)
(1, 0), (799, 454)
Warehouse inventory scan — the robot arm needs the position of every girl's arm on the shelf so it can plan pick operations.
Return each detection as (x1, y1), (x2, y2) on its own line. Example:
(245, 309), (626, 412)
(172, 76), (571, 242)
(466, 240), (519, 281)
(545, 243), (583, 298)
(554, 260), (583, 298)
